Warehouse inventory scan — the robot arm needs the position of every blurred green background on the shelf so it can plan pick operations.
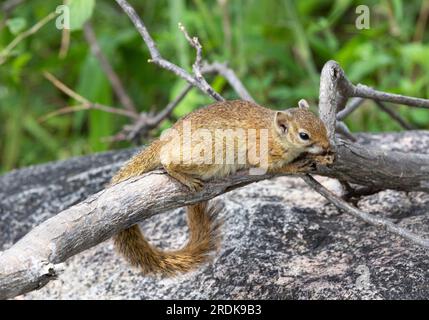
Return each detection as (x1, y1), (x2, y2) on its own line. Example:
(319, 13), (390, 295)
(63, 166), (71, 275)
(1, 0), (429, 173)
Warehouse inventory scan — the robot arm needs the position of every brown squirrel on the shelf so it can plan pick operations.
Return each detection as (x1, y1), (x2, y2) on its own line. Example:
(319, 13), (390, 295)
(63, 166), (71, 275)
(111, 99), (333, 276)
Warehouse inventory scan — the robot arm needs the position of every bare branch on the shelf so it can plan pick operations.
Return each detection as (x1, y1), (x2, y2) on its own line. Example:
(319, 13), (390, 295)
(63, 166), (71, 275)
(0, 161), (319, 299)
(202, 61), (255, 102)
(337, 97), (365, 121)
(316, 137), (429, 193)
(125, 84), (194, 141)
(115, 61), (255, 142)
(352, 83), (429, 108)
(318, 60), (352, 139)
(83, 22), (137, 113)
(114, 0), (224, 102)
(303, 175), (429, 248)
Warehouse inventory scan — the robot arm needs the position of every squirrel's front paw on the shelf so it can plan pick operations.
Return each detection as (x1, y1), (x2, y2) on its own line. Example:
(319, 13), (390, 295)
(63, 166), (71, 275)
(313, 152), (335, 166)
(294, 158), (317, 172)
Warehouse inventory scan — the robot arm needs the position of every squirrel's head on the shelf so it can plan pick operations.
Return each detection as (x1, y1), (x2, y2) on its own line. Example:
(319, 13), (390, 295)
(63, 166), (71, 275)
(273, 99), (332, 157)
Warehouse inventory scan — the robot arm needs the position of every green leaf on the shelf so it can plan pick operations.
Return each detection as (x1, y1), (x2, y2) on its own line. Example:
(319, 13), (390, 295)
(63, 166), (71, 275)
(69, 0), (96, 31)
(6, 17), (27, 35)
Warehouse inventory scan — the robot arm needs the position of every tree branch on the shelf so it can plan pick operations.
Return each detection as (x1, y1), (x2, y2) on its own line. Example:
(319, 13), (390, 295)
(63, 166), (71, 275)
(337, 97), (365, 121)
(83, 22), (137, 113)
(201, 61), (254, 102)
(114, 0), (224, 102)
(0, 164), (316, 299)
(41, 72), (139, 121)
(352, 83), (429, 108)
(303, 175), (429, 248)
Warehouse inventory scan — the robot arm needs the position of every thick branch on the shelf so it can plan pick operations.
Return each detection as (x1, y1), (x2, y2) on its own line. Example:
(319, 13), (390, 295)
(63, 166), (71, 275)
(318, 60), (352, 139)
(0, 167), (309, 299)
(319, 138), (429, 192)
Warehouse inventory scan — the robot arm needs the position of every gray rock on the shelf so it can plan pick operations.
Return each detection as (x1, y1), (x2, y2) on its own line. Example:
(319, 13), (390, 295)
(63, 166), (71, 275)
(1, 132), (428, 299)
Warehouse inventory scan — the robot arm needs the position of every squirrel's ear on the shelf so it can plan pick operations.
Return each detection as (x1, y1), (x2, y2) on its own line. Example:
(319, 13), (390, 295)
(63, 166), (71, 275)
(274, 111), (291, 135)
(298, 99), (310, 109)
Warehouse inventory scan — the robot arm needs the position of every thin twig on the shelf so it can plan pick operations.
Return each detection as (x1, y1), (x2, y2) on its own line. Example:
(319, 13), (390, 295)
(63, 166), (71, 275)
(40, 104), (138, 123)
(42, 72), (139, 121)
(202, 61), (254, 102)
(375, 100), (415, 130)
(83, 22), (137, 113)
(0, 11), (58, 65)
(43, 72), (89, 105)
(114, 0), (224, 102)
(303, 175), (429, 249)
(337, 97), (365, 120)
(126, 84), (194, 141)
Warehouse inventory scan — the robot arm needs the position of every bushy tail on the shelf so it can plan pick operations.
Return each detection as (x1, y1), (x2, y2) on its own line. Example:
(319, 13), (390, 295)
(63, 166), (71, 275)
(113, 201), (222, 276)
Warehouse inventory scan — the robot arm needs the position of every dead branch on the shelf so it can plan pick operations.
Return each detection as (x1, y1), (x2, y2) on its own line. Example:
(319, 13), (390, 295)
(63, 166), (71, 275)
(115, 61), (254, 142)
(318, 60), (429, 136)
(201, 61), (254, 102)
(352, 83), (429, 108)
(114, 0), (224, 102)
(336, 97), (365, 121)
(303, 175), (429, 248)
(0, 164), (316, 300)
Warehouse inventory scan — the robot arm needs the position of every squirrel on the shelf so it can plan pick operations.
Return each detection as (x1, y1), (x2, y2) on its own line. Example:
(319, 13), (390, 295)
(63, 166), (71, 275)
(111, 99), (333, 276)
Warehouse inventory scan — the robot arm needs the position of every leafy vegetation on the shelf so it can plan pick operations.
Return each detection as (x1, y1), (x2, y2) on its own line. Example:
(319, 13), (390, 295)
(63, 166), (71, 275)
(1, 0), (429, 173)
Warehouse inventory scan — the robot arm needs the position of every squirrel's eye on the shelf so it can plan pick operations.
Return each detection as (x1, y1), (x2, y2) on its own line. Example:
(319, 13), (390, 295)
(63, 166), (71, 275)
(299, 132), (310, 141)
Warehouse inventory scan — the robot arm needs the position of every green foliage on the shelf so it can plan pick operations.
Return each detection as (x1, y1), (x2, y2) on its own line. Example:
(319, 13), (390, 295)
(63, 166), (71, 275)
(69, 0), (96, 31)
(1, 0), (429, 173)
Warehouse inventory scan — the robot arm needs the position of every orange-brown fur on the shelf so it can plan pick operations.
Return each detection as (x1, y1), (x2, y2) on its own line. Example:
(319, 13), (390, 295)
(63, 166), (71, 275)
(111, 100), (332, 276)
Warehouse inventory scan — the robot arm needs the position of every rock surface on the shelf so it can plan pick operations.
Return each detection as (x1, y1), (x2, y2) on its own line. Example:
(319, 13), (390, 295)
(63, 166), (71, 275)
(1, 132), (428, 299)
